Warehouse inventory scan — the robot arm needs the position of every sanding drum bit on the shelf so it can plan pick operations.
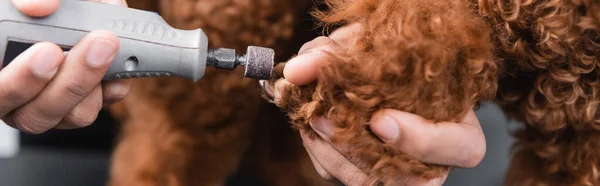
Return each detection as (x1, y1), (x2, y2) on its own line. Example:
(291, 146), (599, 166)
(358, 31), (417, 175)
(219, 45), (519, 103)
(207, 46), (275, 80)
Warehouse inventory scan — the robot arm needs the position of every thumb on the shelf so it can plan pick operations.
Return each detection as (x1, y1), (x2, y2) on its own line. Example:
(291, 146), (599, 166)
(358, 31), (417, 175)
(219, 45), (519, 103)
(11, 0), (61, 17)
(283, 36), (342, 86)
(369, 109), (486, 168)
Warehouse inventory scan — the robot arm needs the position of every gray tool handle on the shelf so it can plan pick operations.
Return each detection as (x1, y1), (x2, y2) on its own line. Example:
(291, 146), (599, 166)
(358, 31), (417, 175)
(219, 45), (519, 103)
(0, 0), (208, 82)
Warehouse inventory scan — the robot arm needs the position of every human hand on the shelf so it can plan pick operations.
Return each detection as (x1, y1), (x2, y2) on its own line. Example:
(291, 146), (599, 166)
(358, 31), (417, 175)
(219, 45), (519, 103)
(0, 0), (131, 134)
(301, 110), (485, 185)
(284, 24), (487, 185)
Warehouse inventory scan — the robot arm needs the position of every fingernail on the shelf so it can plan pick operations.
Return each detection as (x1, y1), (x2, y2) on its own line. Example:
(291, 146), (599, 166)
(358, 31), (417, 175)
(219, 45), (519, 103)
(107, 81), (130, 98)
(371, 116), (400, 142)
(311, 117), (333, 138)
(87, 39), (117, 68)
(104, 0), (126, 6)
(32, 47), (61, 78)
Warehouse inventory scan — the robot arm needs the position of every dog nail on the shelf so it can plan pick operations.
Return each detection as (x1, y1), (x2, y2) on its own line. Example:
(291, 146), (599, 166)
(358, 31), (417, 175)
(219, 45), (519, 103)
(311, 117), (333, 138)
(260, 80), (278, 100)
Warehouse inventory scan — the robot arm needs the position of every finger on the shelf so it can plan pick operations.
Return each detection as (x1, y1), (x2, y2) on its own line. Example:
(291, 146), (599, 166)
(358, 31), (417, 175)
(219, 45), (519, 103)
(284, 37), (342, 86)
(91, 0), (131, 106)
(308, 119), (454, 185)
(55, 85), (103, 129)
(10, 30), (119, 134)
(10, 0), (61, 17)
(328, 23), (362, 48)
(102, 79), (132, 105)
(0, 42), (64, 118)
(300, 131), (381, 186)
(304, 146), (334, 180)
(370, 109), (486, 168)
(310, 117), (335, 141)
(283, 24), (361, 86)
(306, 121), (451, 186)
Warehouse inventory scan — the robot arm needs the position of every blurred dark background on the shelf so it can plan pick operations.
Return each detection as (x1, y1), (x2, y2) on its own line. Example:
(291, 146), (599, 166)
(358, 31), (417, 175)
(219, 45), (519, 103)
(0, 110), (117, 186)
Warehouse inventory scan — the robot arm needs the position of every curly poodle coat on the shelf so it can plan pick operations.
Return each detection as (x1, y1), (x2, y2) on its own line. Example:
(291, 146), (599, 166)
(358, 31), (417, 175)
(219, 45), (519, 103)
(481, 0), (600, 185)
(109, 0), (600, 185)
(265, 0), (498, 184)
(265, 0), (600, 185)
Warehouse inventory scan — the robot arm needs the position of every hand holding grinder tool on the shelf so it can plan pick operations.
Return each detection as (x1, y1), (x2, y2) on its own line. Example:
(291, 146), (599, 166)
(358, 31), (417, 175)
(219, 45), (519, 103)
(0, 0), (275, 82)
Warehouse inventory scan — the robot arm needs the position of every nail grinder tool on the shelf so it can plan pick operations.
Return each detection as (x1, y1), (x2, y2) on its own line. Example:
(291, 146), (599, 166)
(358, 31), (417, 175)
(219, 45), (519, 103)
(0, 0), (275, 82)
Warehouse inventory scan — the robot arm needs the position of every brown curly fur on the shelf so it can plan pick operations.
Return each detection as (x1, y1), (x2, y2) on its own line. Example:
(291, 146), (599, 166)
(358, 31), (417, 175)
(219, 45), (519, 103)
(477, 0), (600, 185)
(265, 0), (600, 185)
(264, 0), (498, 184)
(110, 0), (600, 185)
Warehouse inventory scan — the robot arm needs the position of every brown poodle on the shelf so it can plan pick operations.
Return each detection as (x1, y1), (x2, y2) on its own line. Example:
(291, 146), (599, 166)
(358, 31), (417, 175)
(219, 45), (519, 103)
(108, 0), (600, 185)
(265, 0), (600, 185)
(264, 0), (498, 184)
